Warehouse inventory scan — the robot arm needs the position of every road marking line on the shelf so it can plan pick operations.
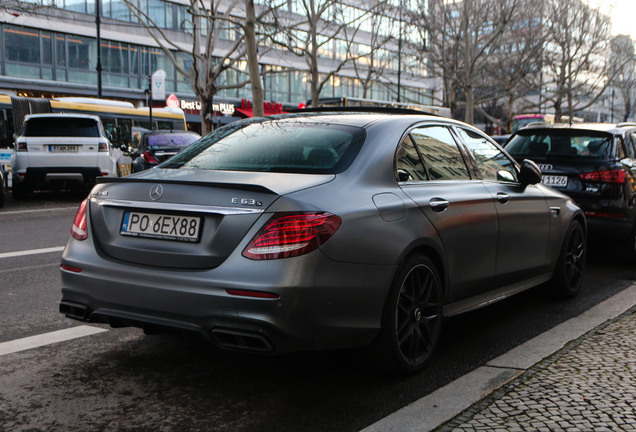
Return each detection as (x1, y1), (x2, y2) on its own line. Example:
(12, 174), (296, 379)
(0, 207), (78, 216)
(0, 263), (59, 274)
(0, 326), (108, 356)
(0, 246), (65, 259)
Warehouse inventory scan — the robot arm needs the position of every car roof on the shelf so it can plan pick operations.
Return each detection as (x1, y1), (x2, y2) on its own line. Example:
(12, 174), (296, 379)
(248, 111), (473, 131)
(24, 113), (101, 121)
(518, 122), (636, 135)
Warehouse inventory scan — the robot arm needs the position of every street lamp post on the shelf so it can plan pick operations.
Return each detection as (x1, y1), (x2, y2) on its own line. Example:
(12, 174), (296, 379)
(96, 0), (102, 98)
(396, 2), (403, 103)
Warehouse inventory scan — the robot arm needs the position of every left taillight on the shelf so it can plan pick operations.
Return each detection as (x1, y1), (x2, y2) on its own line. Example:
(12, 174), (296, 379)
(243, 212), (341, 260)
(71, 198), (88, 240)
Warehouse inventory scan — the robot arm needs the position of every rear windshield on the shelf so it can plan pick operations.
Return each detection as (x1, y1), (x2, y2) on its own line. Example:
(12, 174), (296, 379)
(23, 117), (100, 137)
(162, 121), (366, 174)
(506, 130), (612, 159)
(147, 132), (200, 149)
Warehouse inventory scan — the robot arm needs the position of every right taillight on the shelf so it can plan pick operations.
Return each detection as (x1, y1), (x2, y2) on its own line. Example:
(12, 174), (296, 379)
(141, 152), (158, 164)
(243, 212), (341, 260)
(71, 198), (88, 240)
(580, 169), (626, 184)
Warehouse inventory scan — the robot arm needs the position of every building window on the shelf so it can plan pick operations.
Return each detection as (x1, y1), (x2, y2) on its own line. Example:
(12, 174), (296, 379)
(5, 26), (40, 64)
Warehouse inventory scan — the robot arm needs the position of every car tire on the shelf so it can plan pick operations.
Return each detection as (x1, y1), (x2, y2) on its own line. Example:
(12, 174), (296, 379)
(367, 254), (443, 375)
(550, 220), (586, 298)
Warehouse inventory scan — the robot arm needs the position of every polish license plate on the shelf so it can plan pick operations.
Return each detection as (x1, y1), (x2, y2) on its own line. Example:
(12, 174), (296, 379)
(121, 211), (201, 242)
(49, 145), (79, 152)
(542, 175), (568, 187)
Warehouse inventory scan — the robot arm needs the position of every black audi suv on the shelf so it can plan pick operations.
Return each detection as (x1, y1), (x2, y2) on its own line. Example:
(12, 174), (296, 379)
(506, 122), (636, 258)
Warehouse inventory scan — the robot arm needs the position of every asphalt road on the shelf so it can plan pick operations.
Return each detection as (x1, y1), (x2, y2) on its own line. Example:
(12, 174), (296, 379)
(0, 191), (634, 432)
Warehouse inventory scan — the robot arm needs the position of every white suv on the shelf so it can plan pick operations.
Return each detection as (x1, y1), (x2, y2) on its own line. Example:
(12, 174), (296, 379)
(11, 113), (123, 198)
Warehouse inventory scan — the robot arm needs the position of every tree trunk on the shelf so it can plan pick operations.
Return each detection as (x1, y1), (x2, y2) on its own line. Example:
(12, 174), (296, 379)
(464, 86), (474, 124)
(245, 0), (264, 117)
(200, 98), (214, 135)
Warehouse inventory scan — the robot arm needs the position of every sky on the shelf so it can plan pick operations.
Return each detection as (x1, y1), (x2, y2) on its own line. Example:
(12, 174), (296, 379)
(585, 0), (636, 38)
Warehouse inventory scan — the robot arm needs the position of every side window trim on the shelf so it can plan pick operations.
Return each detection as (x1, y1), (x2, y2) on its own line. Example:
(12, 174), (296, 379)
(394, 133), (429, 183)
(448, 126), (481, 180)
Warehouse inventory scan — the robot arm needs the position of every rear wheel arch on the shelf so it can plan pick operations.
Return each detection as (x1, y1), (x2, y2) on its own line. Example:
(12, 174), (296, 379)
(397, 245), (447, 300)
(361, 249), (445, 375)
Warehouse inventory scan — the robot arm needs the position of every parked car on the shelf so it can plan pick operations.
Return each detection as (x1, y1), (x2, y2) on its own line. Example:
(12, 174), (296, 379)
(131, 130), (201, 172)
(505, 122), (636, 258)
(11, 113), (124, 198)
(0, 168), (4, 207)
(60, 111), (586, 375)
(491, 134), (511, 146)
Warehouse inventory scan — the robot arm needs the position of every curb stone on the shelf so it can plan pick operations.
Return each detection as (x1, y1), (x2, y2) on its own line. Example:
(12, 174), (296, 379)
(433, 305), (636, 432)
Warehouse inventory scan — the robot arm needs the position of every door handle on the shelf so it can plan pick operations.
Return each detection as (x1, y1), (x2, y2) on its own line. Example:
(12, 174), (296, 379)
(429, 198), (449, 212)
(496, 193), (510, 204)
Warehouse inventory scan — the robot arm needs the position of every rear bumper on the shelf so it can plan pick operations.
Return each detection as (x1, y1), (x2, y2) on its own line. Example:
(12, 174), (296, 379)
(59, 238), (395, 354)
(14, 167), (103, 187)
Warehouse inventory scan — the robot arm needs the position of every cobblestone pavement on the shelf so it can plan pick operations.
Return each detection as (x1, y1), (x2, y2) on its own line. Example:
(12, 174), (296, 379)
(436, 308), (636, 432)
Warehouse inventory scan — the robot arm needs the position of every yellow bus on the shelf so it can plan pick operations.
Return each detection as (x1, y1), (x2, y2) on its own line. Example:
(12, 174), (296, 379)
(0, 95), (186, 149)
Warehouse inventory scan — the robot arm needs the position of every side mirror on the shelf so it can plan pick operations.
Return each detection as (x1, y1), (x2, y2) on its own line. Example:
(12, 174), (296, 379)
(518, 159), (542, 186)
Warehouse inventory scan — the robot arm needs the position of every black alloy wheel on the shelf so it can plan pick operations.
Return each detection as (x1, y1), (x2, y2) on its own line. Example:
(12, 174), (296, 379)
(370, 254), (443, 375)
(552, 220), (586, 298)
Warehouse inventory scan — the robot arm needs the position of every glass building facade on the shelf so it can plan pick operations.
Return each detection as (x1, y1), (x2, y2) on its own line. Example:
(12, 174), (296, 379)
(0, 0), (434, 108)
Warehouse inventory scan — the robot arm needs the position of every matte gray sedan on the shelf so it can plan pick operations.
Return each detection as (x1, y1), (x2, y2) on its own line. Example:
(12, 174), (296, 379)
(60, 112), (586, 374)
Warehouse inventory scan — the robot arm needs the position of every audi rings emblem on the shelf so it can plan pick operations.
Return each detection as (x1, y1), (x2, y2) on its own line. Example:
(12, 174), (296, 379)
(149, 184), (164, 201)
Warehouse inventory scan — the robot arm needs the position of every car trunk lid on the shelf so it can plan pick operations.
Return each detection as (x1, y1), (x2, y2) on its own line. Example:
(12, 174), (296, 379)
(88, 170), (334, 269)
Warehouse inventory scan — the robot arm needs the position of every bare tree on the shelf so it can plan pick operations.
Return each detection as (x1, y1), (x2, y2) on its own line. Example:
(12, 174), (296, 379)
(265, 0), (387, 107)
(414, 0), (521, 123)
(346, 5), (394, 99)
(123, 0), (272, 134)
(0, 0), (43, 14)
(480, 2), (545, 132)
(538, 0), (611, 122)
(609, 35), (635, 122)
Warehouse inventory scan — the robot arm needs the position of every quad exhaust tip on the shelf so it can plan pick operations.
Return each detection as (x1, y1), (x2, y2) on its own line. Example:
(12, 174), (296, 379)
(59, 302), (89, 320)
(211, 329), (273, 352)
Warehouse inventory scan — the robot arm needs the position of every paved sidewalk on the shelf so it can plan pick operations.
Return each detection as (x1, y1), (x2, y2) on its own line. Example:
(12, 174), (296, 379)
(363, 285), (636, 432)
(436, 307), (636, 432)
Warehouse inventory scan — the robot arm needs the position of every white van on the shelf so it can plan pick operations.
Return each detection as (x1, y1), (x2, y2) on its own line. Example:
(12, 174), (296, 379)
(11, 113), (124, 198)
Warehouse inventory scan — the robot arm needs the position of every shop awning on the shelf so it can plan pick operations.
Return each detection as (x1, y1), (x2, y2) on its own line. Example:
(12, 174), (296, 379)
(235, 101), (287, 117)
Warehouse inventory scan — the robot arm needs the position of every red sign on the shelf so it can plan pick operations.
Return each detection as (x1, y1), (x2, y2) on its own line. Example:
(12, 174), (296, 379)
(166, 94), (180, 109)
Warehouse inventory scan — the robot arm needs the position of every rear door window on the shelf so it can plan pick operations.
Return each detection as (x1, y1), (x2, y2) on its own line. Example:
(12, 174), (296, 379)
(24, 117), (100, 137)
(147, 133), (199, 149)
(410, 126), (471, 180)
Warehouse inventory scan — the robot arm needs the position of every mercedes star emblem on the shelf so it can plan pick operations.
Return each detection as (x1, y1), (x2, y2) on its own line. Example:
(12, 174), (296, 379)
(149, 184), (164, 201)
